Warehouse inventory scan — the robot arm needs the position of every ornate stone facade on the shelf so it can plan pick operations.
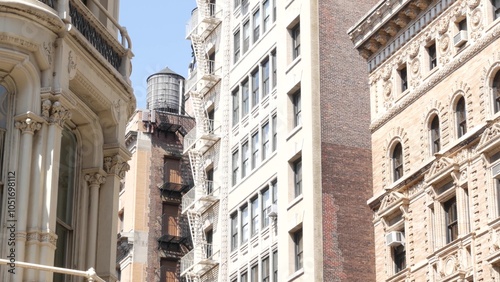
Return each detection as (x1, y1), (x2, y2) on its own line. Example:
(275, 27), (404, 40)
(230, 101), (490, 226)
(351, 0), (500, 281)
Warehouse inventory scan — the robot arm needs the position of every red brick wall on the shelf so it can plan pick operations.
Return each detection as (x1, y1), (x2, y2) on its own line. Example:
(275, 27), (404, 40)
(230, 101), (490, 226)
(319, 0), (377, 281)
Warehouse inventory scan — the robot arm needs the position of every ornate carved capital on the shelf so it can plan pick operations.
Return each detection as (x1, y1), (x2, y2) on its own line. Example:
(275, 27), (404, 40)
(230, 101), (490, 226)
(85, 172), (107, 187)
(15, 118), (41, 134)
(49, 101), (71, 126)
(104, 155), (130, 179)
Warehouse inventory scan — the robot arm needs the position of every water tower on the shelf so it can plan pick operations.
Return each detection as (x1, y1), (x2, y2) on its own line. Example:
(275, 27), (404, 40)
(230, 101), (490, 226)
(146, 67), (185, 114)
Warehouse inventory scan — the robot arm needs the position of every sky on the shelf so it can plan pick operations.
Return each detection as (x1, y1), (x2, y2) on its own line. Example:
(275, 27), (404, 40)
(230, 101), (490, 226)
(120, 0), (197, 109)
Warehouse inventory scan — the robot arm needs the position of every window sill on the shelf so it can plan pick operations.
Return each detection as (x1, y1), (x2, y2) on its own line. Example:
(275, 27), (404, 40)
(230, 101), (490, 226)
(386, 268), (409, 282)
(287, 269), (304, 281)
(287, 194), (303, 211)
(286, 56), (302, 75)
(286, 125), (302, 141)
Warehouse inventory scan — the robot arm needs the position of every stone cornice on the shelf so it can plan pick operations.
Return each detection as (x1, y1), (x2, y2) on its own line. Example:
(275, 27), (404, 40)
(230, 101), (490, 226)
(370, 18), (500, 132)
(349, 0), (435, 58)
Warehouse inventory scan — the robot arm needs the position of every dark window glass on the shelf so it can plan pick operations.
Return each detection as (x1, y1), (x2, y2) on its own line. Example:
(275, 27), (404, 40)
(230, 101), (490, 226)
(231, 213), (238, 251)
(252, 69), (260, 107)
(262, 59), (270, 97)
(445, 197), (458, 243)
(293, 91), (301, 127)
(456, 97), (467, 138)
(494, 71), (500, 113)
(251, 197), (259, 236)
(262, 256), (270, 282)
(294, 229), (303, 270)
(232, 88), (240, 126)
(234, 30), (241, 63)
(242, 80), (250, 116)
(292, 24), (300, 59)
(431, 116), (441, 154)
(400, 66), (408, 92)
(428, 43), (437, 70)
(393, 143), (403, 181)
(294, 159), (302, 197)
(394, 244), (406, 273)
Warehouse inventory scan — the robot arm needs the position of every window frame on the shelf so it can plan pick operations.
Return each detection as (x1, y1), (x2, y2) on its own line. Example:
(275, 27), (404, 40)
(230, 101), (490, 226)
(262, 59), (270, 97)
(232, 150), (239, 186)
(493, 71), (500, 114)
(232, 88), (240, 126)
(293, 90), (301, 127)
(262, 122), (270, 160)
(242, 79), (250, 117)
(399, 66), (408, 92)
(262, 188), (271, 228)
(243, 20), (250, 54)
(252, 132), (260, 169)
(427, 43), (437, 70)
(253, 9), (261, 43)
(444, 197), (458, 243)
(272, 115), (277, 152)
(294, 229), (303, 271)
(251, 197), (260, 236)
(234, 29), (241, 63)
(262, 256), (270, 282)
(242, 141), (250, 178)
(263, 0), (271, 33)
(241, 205), (249, 243)
(231, 213), (238, 251)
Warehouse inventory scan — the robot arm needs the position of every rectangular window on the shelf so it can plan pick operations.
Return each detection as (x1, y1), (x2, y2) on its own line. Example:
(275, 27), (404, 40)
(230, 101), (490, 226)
(262, 59), (270, 97)
(232, 88), (240, 126)
(252, 69), (260, 107)
(262, 188), (270, 228)
(232, 150), (239, 186)
(262, 122), (270, 160)
(445, 197), (458, 243)
(253, 9), (261, 43)
(242, 142), (249, 178)
(242, 79), (250, 116)
(400, 66), (408, 92)
(234, 30), (241, 63)
(241, 205), (249, 243)
(241, 0), (249, 15)
(262, 256), (270, 282)
(231, 213), (238, 251)
(243, 21), (250, 54)
(293, 91), (301, 127)
(292, 23), (300, 59)
(294, 229), (303, 271)
(252, 132), (260, 169)
(428, 43), (437, 70)
(234, 0), (241, 9)
(294, 159), (302, 197)
(263, 0), (271, 33)
(205, 229), (213, 258)
(241, 272), (248, 282)
(272, 180), (277, 205)
(272, 250), (278, 281)
(272, 115), (277, 152)
(251, 264), (258, 282)
(251, 197), (259, 236)
(394, 244), (406, 273)
(271, 50), (277, 88)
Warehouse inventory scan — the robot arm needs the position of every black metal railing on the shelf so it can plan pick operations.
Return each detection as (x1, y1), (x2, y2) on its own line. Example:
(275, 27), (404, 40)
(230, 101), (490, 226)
(69, 2), (122, 70)
(38, 0), (56, 9)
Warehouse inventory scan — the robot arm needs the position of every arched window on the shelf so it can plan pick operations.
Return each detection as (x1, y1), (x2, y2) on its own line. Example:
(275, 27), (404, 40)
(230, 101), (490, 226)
(54, 128), (77, 281)
(430, 116), (441, 154)
(456, 97), (467, 138)
(392, 143), (403, 181)
(494, 71), (500, 113)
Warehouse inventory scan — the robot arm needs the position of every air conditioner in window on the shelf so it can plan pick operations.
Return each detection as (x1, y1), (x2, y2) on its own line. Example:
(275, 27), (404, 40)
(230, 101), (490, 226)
(268, 204), (278, 218)
(453, 30), (468, 47)
(386, 231), (405, 247)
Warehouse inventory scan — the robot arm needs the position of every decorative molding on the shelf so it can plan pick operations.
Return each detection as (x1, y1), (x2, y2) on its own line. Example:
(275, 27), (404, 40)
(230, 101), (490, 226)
(15, 118), (42, 134)
(68, 50), (77, 80)
(84, 172), (106, 187)
(40, 232), (57, 247)
(43, 42), (53, 65)
(370, 13), (500, 132)
(103, 155), (130, 179)
(477, 122), (500, 153)
(49, 101), (71, 126)
(425, 156), (459, 185)
(26, 231), (41, 242)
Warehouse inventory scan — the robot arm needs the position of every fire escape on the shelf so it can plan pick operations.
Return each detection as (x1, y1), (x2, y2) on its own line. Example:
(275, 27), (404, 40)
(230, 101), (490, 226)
(181, 1), (222, 281)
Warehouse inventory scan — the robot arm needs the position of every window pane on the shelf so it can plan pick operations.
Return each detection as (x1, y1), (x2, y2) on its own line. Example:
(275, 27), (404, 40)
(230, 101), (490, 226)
(242, 142), (249, 178)
(262, 122), (270, 160)
(252, 70), (260, 107)
(231, 213), (238, 250)
(292, 24), (300, 59)
(232, 88), (240, 126)
(392, 143), (403, 181)
(294, 230), (303, 270)
(294, 159), (302, 197)
(262, 188), (270, 228)
(272, 115), (277, 151)
(263, 0), (271, 32)
(252, 132), (259, 169)
(234, 30), (241, 63)
(262, 60), (270, 97)
(293, 91), (301, 127)
(253, 9), (260, 43)
(262, 257), (270, 282)
(232, 150), (239, 186)
(251, 197), (259, 235)
(242, 80), (250, 116)
(241, 206), (249, 243)
(243, 21), (250, 53)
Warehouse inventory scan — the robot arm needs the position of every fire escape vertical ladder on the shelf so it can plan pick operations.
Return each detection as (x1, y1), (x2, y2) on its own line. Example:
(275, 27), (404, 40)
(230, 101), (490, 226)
(191, 34), (209, 77)
(218, 0), (232, 280)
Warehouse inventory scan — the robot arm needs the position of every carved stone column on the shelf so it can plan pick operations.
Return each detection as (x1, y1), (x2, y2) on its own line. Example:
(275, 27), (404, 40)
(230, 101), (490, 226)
(13, 114), (42, 282)
(96, 153), (130, 282)
(38, 101), (71, 282)
(25, 102), (50, 281)
(85, 172), (106, 268)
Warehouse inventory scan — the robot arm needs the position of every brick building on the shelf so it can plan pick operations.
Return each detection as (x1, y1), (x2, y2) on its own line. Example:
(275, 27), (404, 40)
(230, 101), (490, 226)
(179, 0), (377, 281)
(350, 0), (500, 281)
(118, 68), (195, 282)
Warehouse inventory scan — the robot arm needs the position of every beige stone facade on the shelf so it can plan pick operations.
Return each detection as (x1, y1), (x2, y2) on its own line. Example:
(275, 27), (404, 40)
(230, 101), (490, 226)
(350, 0), (500, 281)
(0, 0), (135, 281)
